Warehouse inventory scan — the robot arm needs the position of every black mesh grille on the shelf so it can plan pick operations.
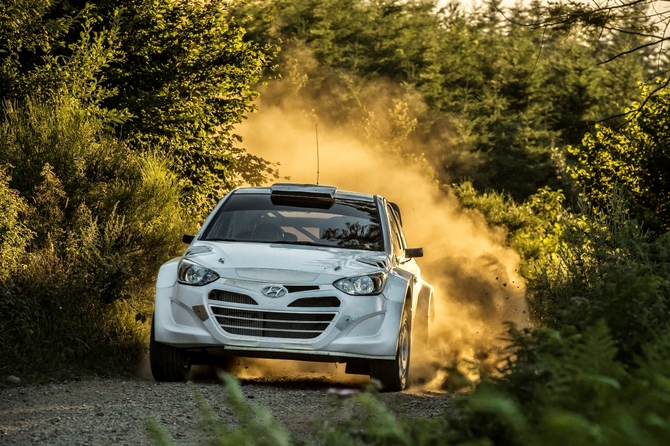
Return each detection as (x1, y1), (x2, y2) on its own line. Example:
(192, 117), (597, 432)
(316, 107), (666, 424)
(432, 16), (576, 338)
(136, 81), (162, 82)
(288, 296), (341, 308)
(210, 306), (335, 339)
(285, 285), (320, 293)
(208, 290), (258, 305)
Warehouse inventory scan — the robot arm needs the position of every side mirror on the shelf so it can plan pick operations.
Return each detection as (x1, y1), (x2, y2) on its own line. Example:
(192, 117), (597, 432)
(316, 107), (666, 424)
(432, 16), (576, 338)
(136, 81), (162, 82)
(182, 234), (195, 244)
(405, 247), (423, 258)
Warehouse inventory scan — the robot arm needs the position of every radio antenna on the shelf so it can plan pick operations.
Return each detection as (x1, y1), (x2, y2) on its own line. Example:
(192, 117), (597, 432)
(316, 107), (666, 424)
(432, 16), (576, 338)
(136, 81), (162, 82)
(315, 124), (320, 185)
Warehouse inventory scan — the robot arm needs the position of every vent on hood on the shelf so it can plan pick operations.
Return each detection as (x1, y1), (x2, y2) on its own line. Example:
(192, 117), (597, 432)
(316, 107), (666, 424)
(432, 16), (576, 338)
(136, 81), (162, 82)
(184, 245), (212, 256)
(355, 257), (387, 269)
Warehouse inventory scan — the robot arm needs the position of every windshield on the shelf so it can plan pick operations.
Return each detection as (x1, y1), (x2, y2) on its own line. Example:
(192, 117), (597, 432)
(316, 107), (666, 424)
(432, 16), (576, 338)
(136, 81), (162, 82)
(201, 193), (384, 251)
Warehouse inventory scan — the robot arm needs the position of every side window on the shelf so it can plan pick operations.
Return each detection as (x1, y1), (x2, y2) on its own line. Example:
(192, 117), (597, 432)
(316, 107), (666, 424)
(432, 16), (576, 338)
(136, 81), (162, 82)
(395, 215), (408, 249)
(386, 205), (404, 256)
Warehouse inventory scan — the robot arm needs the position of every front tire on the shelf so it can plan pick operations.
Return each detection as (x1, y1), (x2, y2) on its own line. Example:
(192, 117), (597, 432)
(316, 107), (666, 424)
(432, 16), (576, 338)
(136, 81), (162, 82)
(371, 310), (411, 391)
(150, 315), (191, 382)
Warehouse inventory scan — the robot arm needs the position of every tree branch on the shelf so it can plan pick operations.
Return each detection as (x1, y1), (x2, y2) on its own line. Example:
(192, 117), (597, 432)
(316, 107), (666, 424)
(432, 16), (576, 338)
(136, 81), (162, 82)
(597, 37), (670, 65)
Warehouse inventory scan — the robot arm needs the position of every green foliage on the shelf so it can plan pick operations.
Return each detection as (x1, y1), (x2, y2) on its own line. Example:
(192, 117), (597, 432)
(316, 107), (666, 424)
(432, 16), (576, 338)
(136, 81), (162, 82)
(568, 82), (670, 234)
(234, 0), (657, 200)
(99, 0), (275, 213)
(527, 189), (670, 359)
(452, 181), (564, 263)
(0, 94), (188, 379)
(320, 392), (448, 446)
(438, 177), (669, 444)
(1, 0), (277, 216)
(444, 124), (669, 444)
(0, 3), (122, 108)
(0, 167), (33, 278)
(442, 320), (670, 446)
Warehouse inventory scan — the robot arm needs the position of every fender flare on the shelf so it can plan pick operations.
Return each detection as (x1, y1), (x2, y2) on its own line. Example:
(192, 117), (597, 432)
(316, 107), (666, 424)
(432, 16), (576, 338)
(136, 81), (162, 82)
(414, 282), (433, 347)
(416, 283), (434, 323)
(156, 257), (180, 290)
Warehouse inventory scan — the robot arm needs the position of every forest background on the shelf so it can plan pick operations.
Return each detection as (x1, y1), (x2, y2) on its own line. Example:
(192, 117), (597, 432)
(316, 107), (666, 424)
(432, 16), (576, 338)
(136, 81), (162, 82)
(1, 0), (669, 444)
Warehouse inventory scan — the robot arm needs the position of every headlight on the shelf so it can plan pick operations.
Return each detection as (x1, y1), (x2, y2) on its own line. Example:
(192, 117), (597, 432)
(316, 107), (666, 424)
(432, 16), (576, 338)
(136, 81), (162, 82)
(178, 259), (219, 286)
(333, 273), (386, 295)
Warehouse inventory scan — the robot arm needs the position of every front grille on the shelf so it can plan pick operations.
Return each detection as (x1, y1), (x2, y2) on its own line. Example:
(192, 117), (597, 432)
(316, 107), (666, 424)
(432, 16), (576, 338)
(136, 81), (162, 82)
(210, 306), (336, 339)
(288, 296), (341, 308)
(208, 290), (258, 305)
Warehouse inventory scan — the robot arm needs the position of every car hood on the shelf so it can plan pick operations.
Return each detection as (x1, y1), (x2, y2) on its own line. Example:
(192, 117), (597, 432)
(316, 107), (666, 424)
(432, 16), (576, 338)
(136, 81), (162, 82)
(184, 241), (390, 281)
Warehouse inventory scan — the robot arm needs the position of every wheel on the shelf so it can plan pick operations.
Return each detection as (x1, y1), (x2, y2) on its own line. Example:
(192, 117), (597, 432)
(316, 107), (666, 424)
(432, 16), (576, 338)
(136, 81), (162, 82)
(150, 315), (191, 382)
(371, 309), (411, 391)
(414, 291), (432, 351)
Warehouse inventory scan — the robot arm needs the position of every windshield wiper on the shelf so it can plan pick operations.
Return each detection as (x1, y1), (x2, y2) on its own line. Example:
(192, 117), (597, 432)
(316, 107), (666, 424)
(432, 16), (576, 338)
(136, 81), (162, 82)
(204, 238), (334, 248)
(270, 240), (327, 247)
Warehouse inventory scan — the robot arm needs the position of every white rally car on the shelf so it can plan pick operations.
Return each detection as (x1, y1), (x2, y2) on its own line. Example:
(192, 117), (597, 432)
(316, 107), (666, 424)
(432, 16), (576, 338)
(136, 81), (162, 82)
(150, 183), (433, 391)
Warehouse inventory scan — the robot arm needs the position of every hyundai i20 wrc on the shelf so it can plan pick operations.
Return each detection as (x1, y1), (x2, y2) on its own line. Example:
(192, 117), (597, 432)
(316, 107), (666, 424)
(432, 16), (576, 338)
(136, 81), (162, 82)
(150, 183), (433, 391)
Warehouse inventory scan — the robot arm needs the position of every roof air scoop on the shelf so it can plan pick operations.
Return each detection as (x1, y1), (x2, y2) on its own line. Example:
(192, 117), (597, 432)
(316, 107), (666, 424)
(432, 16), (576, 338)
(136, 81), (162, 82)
(270, 183), (337, 209)
(270, 183), (337, 199)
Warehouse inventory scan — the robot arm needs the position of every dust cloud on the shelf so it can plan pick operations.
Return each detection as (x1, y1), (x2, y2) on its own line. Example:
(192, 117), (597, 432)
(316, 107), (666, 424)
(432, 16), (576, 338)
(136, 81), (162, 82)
(232, 102), (529, 390)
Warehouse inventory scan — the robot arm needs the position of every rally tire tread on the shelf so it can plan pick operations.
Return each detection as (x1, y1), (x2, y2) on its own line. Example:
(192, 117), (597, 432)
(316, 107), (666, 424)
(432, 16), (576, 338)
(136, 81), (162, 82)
(150, 316), (191, 382)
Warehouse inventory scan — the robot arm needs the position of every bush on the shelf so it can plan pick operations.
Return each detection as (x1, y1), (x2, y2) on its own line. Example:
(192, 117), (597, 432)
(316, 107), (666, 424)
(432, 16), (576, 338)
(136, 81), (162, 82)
(0, 95), (188, 380)
(432, 182), (670, 445)
(430, 178), (667, 445)
(0, 167), (33, 278)
(567, 83), (670, 235)
(439, 320), (670, 446)
(526, 189), (670, 360)
(452, 181), (564, 268)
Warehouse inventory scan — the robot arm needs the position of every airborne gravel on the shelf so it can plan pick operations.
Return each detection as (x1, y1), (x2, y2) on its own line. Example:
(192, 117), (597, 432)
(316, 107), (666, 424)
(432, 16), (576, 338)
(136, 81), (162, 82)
(0, 362), (454, 445)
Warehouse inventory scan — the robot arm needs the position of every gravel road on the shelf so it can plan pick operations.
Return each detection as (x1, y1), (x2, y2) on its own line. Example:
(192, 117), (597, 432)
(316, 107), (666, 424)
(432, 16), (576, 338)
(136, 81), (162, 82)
(0, 359), (453, 445)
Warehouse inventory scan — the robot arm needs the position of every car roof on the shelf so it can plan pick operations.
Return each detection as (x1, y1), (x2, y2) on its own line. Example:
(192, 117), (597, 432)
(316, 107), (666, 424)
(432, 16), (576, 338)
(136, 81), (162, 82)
(232, 184), (378, 203)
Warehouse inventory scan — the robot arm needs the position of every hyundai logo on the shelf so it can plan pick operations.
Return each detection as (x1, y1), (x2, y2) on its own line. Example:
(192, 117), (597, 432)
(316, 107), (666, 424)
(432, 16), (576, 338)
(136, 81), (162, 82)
(261, 285), (288, 298)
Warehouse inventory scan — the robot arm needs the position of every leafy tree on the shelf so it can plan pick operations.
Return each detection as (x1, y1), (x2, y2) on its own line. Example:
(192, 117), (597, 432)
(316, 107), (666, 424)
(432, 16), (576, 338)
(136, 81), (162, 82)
(0, 2), (115, 102)
(568, 83), (670, 234)
(98, 0), (275, 212)
(1, 0), (276, 215)
(235, 0), (654, 200)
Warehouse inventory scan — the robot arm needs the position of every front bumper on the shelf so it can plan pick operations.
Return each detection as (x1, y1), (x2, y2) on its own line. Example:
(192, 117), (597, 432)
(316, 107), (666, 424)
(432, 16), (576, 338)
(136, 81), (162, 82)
(154, 276), (404, 361)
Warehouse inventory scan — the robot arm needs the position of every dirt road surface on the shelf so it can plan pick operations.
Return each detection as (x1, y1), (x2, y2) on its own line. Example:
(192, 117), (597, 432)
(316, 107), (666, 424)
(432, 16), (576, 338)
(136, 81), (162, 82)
(0, 360), (453, 445)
